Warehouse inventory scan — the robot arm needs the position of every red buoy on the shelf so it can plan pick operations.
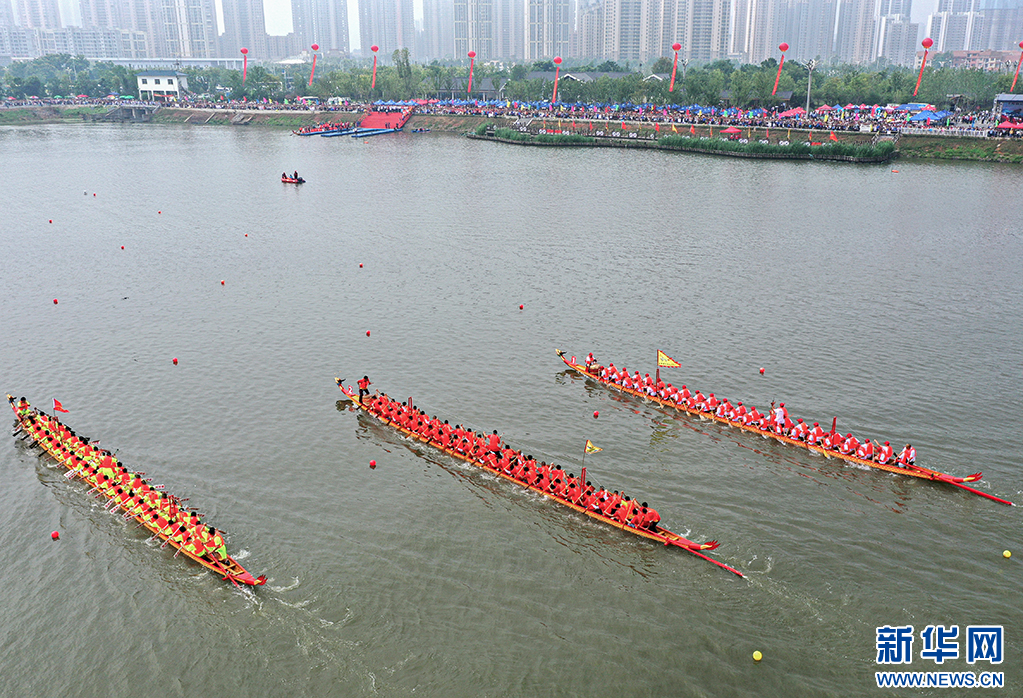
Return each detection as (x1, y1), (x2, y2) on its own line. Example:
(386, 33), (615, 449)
(53, 298), (58, 304)
(366, 330), (371, 337)
(158, 211), (161, 214)
(172, 357), (178, 365)
(359, 263), (363, 268)
(51, 531), (59, 540)
(121, 245), (124, 249)
(519, 304), (523, 310)
(220, 280), (225, 285)
(244, 233), (248, 237)
(93, 193), (96, 197)
(49, 219), (52, 223)
(759, 367), (765, 374)
(370, 460), (377, 469)
(593, 411), (599, 418)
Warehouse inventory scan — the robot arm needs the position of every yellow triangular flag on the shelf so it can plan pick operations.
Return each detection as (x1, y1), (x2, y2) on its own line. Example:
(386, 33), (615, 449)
(657, 350), (681, 368)
(585, 439), (602, 454)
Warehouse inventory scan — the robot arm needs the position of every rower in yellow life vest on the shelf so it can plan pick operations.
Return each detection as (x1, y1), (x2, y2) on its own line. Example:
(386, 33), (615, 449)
(208, 526), (228, 560)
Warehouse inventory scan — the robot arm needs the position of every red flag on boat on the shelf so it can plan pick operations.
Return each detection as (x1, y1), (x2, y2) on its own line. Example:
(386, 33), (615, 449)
(53, 398), (69, 413)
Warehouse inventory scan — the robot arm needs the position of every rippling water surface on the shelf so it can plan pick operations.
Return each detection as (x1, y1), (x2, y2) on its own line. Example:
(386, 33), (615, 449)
(1, 123), (1021, 697)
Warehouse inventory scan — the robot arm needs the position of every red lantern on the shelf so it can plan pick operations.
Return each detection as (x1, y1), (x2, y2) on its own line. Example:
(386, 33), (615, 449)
(552, 56), (563, 104)
(772, 42), (788, 96)
(669, 42), (682, 93)
(371, 45), (379, 89)
(914, 38), (933, 96)
(240, 47), (248, 84)
(467, 51), (477, 94)
(309, 44), (319, 86)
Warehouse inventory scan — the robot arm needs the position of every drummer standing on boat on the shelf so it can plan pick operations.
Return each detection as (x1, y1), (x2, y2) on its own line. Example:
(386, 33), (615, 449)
(358, 376), (372, 399)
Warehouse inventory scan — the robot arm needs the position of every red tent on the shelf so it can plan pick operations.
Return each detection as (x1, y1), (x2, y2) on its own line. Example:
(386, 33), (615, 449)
(777, 107), (806, 118)
(816, 104), (834, 112)
(721, 126), (742, 134)
(996, 121), (1023, 129)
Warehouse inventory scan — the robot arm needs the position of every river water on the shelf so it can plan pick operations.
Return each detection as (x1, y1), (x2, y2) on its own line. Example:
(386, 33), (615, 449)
(1, 123), (1021, 697)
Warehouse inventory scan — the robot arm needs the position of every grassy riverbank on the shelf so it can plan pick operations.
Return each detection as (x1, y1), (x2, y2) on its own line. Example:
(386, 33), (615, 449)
(0, 105), (106, 124)
(476, 125), (897, 162)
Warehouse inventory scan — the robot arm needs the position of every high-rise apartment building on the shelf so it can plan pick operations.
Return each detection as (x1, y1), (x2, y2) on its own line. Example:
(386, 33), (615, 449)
(422, 0), (454, 59)
(525, 0), (570, 60)
(16, 0), (61, 29)
(835, 0), (876, 63)
(219, 0), (266, 57)
(360, 0), (415, 57)
(160, 0), (216, 57)
(976, 0), (1023, 50)
(292, 0), (349, 55)
(453, 0), (492, 59)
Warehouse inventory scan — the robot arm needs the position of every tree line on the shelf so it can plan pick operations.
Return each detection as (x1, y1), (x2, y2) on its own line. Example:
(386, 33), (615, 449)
(0, 52), (1016, 110)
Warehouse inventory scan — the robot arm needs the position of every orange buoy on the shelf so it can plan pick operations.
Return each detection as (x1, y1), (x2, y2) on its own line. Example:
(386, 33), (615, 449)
(593, 411), (599, 418)
(172, 357), (178, 365)
(51, 531), (59, 540)
(53, 299), (58, 304)
(370, 460), (377, 468)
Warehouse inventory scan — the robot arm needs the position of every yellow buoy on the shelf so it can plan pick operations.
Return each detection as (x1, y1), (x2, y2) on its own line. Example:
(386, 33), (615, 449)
(1004, 550), (1011, 559)
(753, 651), (763, 662)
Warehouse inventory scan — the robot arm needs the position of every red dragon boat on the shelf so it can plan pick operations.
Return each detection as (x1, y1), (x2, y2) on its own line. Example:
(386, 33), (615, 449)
(557, 351), (1013, 506)
(8, 395), (267, 586)
(337, 379), (745, 577)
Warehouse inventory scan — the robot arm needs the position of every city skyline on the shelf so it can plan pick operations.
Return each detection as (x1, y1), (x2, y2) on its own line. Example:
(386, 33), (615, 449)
(14, 0), (955, 49)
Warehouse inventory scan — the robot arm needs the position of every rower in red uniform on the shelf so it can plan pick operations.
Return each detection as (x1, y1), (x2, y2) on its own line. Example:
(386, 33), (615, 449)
(640, 503), (660, 531)
(897, 444), (916, 466)
(875, 441), (893, 464)
(585, 352), (596, 368)
(357, 375), (372, 399)
(807, 422), (824, 444)
(857, 439), (874, 460)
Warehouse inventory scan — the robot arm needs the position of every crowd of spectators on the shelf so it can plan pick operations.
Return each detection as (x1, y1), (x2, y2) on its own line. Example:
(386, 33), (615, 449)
(3, 95), (1020, 138)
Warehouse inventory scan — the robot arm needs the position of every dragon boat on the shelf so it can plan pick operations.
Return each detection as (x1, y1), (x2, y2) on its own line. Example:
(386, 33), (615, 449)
(281, 175), (305, 184)
(8, 395), (267, 586)
(337, 379), (745, 577)
(556, 351), (1013, 506)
